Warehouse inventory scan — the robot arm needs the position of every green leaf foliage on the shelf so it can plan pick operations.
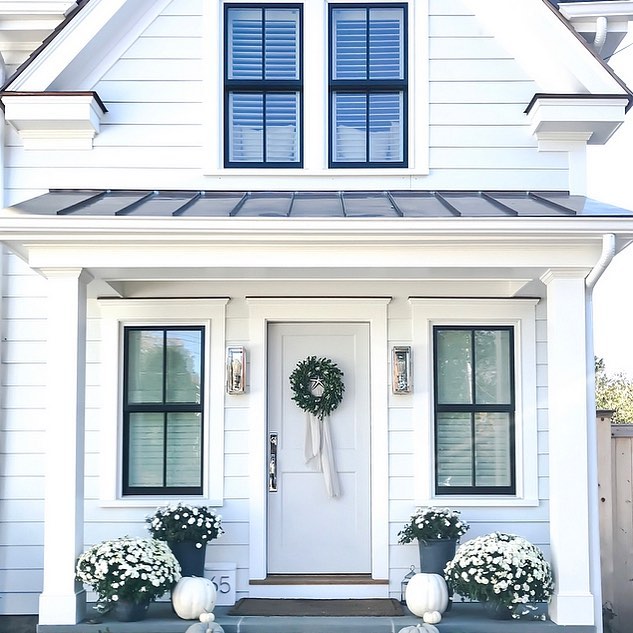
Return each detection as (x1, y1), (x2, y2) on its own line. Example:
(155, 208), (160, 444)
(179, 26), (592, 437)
(596, 357), (633, 424)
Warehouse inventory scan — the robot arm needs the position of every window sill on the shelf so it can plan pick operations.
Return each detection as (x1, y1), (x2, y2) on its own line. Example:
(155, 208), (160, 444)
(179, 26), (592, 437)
(419, 496), (540, 508)
(203, 166), (427, 177)
(99, 495), (224, 509)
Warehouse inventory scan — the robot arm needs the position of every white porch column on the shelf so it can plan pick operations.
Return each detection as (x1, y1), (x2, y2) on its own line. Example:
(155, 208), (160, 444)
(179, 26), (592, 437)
(541, 269), (595, 626)
(38, 268), (93, 625)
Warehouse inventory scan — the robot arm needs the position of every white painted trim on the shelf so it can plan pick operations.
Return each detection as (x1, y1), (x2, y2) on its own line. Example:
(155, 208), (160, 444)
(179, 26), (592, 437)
(245, 297), (391, 587)
(409, 298), (540, 507)
(97, 299), (228, 506)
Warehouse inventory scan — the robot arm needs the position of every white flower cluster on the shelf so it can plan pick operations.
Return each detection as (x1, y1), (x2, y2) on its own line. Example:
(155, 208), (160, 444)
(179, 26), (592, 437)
(147, 503), (224, 548)
(444, 532), (554, 611)
(75, 536), (181, 611)
(398, 506), (469, 543)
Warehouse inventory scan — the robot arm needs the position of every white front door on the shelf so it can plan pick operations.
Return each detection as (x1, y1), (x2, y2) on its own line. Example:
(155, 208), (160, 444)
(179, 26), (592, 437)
(267, 322), (371, 574)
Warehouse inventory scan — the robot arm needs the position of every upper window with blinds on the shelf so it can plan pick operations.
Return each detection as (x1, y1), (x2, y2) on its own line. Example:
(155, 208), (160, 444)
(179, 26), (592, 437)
(433, 326), (516, 496)
(329, 4), (407, 167)
(122, 327), (205, 495)
(224, 4), (302, 167)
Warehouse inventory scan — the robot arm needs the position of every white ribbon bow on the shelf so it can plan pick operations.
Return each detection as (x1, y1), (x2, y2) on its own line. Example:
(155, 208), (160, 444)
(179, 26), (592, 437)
(304, 413), (341, 498)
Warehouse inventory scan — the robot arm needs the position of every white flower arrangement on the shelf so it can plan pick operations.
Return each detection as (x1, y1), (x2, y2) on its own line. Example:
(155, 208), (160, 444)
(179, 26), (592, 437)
(76, 536), (181, 612)
(146, 503), (224, 548)
(444, 532), (554, 615)
(398, 506), (469, 543)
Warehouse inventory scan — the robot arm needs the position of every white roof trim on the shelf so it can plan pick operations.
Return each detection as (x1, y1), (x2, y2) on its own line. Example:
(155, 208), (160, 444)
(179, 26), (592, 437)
(5, 0), (171, 91)
(463, 0), (629, 95)
(558, 1), (633, 20)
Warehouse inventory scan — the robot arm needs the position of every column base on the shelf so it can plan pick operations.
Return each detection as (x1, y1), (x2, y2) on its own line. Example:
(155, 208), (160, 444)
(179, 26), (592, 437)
(549, 591), (595, 625)
(38, 589), (86, 625)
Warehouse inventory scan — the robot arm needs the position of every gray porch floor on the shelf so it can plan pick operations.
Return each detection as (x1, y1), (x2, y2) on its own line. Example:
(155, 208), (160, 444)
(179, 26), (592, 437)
(35, 603), (596, 633)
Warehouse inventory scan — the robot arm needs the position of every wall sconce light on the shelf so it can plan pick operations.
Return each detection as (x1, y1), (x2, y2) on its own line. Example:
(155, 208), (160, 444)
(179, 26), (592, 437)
(226, 346), (246, 394)
(392, 346), (412, 394)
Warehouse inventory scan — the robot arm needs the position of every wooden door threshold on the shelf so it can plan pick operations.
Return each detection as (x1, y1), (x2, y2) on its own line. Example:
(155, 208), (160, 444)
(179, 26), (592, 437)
(250, 574), (388, 585)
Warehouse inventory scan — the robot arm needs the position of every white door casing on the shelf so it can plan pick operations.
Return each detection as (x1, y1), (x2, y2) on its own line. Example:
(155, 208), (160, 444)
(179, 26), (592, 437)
(267, 322), (371, 574)
(246, 298), (390, 595)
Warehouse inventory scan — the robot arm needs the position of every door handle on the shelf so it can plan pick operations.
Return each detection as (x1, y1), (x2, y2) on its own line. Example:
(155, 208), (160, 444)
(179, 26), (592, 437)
(269, 432), (278, 492)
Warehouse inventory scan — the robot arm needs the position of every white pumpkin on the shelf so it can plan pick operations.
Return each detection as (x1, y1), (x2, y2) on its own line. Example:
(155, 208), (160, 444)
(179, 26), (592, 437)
(185, 623), (224, 633)
(423, 610), (442, 624)
(172, 576), (217, 620)
(397, 625), (438, 633)
(405, 573), (448, 617)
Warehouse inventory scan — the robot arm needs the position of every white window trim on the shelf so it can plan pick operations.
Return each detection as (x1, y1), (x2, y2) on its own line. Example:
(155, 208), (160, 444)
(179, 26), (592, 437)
(98, 299), (228, 507)
(202, 0), (429, 177)
(410, 298), (540, 507)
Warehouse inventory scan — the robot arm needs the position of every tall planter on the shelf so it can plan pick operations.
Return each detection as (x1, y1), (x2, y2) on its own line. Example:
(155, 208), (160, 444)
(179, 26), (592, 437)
(169, 541), (207, 577)
(418, 538), (458, 610)
(417, 538), (457, 576)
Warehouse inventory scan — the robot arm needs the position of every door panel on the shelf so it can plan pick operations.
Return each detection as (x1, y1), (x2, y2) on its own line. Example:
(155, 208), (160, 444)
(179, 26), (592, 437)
(267, 322), (371, 574)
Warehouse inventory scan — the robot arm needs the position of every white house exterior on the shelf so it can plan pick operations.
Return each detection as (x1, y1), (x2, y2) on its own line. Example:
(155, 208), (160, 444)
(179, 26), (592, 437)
(1, 0), (633, 630)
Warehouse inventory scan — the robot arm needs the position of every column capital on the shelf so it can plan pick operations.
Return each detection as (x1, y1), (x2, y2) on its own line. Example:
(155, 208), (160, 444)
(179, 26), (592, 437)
(38, 267), (94, 284)
(540, 267), (591, 285)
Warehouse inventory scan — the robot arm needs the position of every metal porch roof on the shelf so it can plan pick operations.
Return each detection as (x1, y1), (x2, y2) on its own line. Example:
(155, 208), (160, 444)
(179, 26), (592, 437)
(5, 190), (633, 219)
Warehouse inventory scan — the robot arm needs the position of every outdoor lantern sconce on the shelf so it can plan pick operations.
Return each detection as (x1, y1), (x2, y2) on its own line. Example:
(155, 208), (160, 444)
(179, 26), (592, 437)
(226, 346), (246, 394)
(400, 565), (417, 604)
(392, 346), (412, 394)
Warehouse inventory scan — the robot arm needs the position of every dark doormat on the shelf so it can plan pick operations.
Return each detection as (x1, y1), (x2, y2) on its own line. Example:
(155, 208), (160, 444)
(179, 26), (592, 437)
(228, 598), (405, 617)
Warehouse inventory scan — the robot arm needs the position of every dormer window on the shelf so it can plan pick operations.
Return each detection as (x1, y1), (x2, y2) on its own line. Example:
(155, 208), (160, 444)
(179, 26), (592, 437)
(329, 4), (407, 168)
(224, 5), (303, 168)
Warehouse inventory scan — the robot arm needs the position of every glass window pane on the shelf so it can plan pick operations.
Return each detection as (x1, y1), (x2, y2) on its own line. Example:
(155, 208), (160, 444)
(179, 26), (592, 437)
(333, 93), (366, 162)
(265, 93), (299, 162)
(230, 93), (264, 162)
(437, 412), (473, 487)
(369, 8), (403, 79)
(166, 412), (202, 487)
(475, 412), (512, 486)
(127, 330), (163, 404)
(369, 92), (402, 162)
(332, 8), (367, 80)
(264, 8), (299, 80)
(128, 413), (164, 487)
(475, 330), (512, 404)
(228, 8), (263, 79)
(166, 330), (202, 403)
(436, 329), (472, 404)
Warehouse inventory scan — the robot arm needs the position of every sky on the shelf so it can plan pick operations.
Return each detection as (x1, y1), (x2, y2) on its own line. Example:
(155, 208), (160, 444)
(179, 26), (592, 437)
(588, 28), (633, 377)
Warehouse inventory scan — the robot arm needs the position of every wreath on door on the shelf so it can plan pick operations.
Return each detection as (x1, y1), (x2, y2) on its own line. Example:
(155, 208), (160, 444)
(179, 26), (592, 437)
(289, 356), (345, 420)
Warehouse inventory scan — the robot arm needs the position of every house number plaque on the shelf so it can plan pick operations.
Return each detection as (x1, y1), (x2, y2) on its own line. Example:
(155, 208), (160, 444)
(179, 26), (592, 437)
(392, 346), (412, 394)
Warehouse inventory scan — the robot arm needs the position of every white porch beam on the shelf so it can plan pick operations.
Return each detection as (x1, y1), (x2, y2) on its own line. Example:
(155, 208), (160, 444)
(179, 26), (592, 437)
(38, 267), (92, 625)
(541, 268), (595, 626)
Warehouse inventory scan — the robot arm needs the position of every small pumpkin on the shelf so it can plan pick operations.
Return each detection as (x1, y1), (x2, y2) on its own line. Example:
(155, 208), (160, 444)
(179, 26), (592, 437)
(172, 576), (217, 620)
(405, 573), (448, 617)
(397, 625), (438, 633)
(423, 610), (442, 624)
(185, 623), (225, 633)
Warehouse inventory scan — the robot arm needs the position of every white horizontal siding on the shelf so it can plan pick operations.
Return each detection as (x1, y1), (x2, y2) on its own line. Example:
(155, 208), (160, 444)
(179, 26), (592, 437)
(2, 0), (570, 194)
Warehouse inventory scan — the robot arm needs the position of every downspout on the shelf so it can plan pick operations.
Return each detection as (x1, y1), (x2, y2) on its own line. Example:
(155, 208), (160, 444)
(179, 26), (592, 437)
(585, 233), (616, 633)
(594, 16), (608, 56)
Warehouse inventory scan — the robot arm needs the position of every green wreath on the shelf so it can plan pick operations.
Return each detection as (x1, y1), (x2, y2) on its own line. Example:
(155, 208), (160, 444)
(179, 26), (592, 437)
(290, 356), (345, 420)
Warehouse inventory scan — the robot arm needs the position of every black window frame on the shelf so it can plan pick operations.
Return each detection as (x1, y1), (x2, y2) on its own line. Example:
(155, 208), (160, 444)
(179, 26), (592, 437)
(122, 326), (205, 496)
(328, 2), (408, 168)
(223, 3), (304, 168)
(433, 325), (516, 496)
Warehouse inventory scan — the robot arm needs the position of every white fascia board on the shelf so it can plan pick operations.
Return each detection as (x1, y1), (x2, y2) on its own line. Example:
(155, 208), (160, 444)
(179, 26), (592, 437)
(5, 0), (170, 91)
(0, 2), (76, 14)
(463, 0), (626, 94)
(558, 1), (633, 20)
(527, 96), (629, 145)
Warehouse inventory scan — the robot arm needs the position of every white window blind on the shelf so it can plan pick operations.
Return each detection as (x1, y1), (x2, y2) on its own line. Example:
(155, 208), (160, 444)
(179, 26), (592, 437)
(330, 6), (405, 166)
(226, 6), (301, 165)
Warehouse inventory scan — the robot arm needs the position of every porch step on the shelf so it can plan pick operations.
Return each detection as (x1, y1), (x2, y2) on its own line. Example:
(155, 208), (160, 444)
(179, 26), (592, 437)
(36, 603), (596, 633)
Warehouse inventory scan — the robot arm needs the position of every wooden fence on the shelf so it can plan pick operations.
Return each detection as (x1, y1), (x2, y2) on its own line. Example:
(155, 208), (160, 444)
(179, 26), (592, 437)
(597, 411), (633, 631)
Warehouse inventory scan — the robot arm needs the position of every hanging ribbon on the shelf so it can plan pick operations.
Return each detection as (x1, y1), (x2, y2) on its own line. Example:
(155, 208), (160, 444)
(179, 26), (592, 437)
(304, 412), (340, 498)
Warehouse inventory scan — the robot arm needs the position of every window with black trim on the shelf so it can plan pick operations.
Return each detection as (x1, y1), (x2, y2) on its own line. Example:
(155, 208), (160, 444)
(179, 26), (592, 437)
(123, 327), (204, 495)
(329, 3), (407, 167)
(224, 4), (302, 167)
(433, 326), (516, 495)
